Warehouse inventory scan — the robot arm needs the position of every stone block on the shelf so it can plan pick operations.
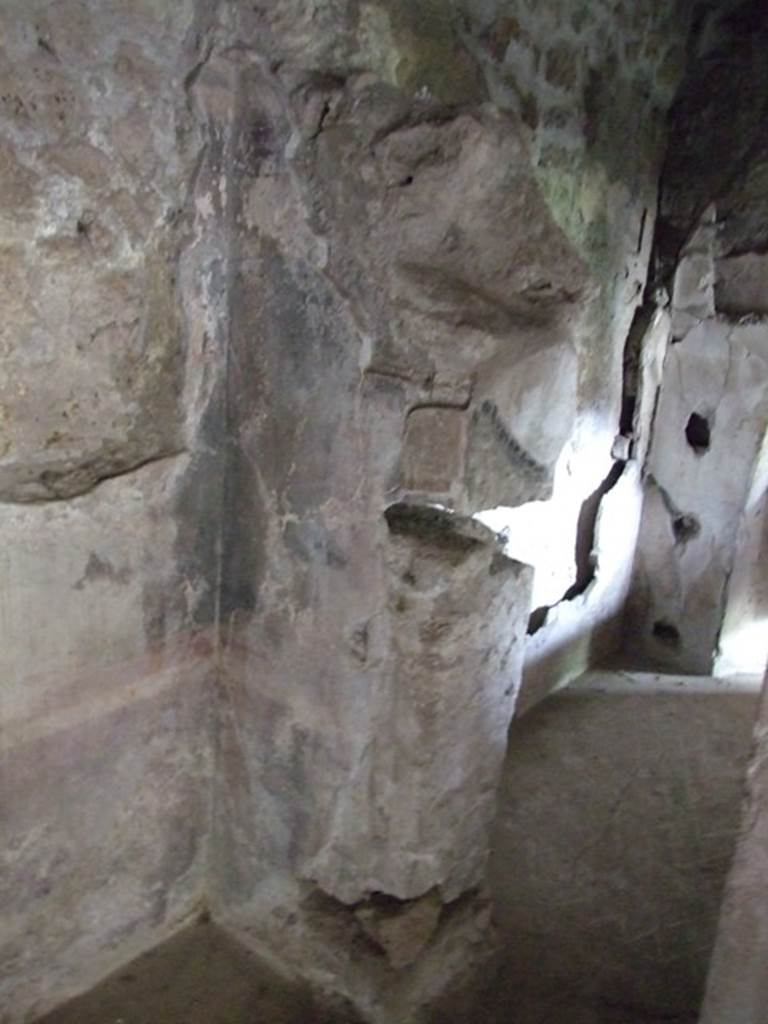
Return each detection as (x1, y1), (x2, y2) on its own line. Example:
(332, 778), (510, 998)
(401, 406), (467, 494)
(715, 251), (768, 317)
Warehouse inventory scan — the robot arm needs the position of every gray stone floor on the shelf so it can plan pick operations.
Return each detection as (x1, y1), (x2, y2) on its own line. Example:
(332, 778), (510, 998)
(436, 670), (760, 1024)
(38, 671), (760, 1024)
(35, 921), (344, 1024)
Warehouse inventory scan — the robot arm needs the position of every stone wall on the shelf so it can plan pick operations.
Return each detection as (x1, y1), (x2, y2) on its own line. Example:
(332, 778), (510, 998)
(203, 1), (693, 1018)
(0, 2), (223, 1018)
(461, 0), (692, 707)
(0, 1), (735, 1022)
(700, 671), (768, 1023)
(623, 1), (768, 676)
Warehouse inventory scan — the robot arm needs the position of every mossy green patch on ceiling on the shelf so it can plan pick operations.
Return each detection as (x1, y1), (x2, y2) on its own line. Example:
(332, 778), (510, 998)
(534, 153), (604, 265)
(358, 0), (486, 104)
(533, 152), (622, 347)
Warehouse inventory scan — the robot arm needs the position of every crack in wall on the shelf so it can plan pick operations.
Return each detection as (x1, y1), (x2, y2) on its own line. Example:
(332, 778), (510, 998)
(0, 448), (188, 506)
(526, 459), (626, 635)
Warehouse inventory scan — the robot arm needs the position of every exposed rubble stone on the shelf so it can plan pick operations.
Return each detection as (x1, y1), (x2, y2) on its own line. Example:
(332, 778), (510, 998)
(354, 890), (443, 970)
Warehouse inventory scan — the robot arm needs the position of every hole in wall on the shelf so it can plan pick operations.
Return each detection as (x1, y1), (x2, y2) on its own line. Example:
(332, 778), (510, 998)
(563, 461), (626, 601)
(385, 503), (482, 553)
(672, 513), (701, 543)
(652, 620), (681, 646)
(479, 457), (627, 638)
(636, 208), (648, 254)
(685, 412), (711, 453)
(618, 301), (654, 440)
(619, 395), (636, 437)
(527, 605), (549, 635)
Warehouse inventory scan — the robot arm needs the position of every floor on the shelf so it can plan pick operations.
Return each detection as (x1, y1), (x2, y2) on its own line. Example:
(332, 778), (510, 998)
(35, 921), (346, 1024)
(438, 670), (760, 1024)
(38, 671), (760, 1024)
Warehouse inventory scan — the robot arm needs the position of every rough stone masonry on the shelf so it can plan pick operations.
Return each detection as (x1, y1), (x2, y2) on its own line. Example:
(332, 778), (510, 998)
(2, 1), (767, 1023)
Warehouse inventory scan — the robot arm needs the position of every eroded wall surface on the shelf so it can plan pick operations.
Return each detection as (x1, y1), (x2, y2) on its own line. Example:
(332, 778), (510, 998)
(0, 1), (719, 1021)
(461, 0), (691, 707)
(201, 2), (693, 1018)
(0, 2), (225, 1019)
(624, 2), (768, 675)
(209, 30), (545, 1015)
